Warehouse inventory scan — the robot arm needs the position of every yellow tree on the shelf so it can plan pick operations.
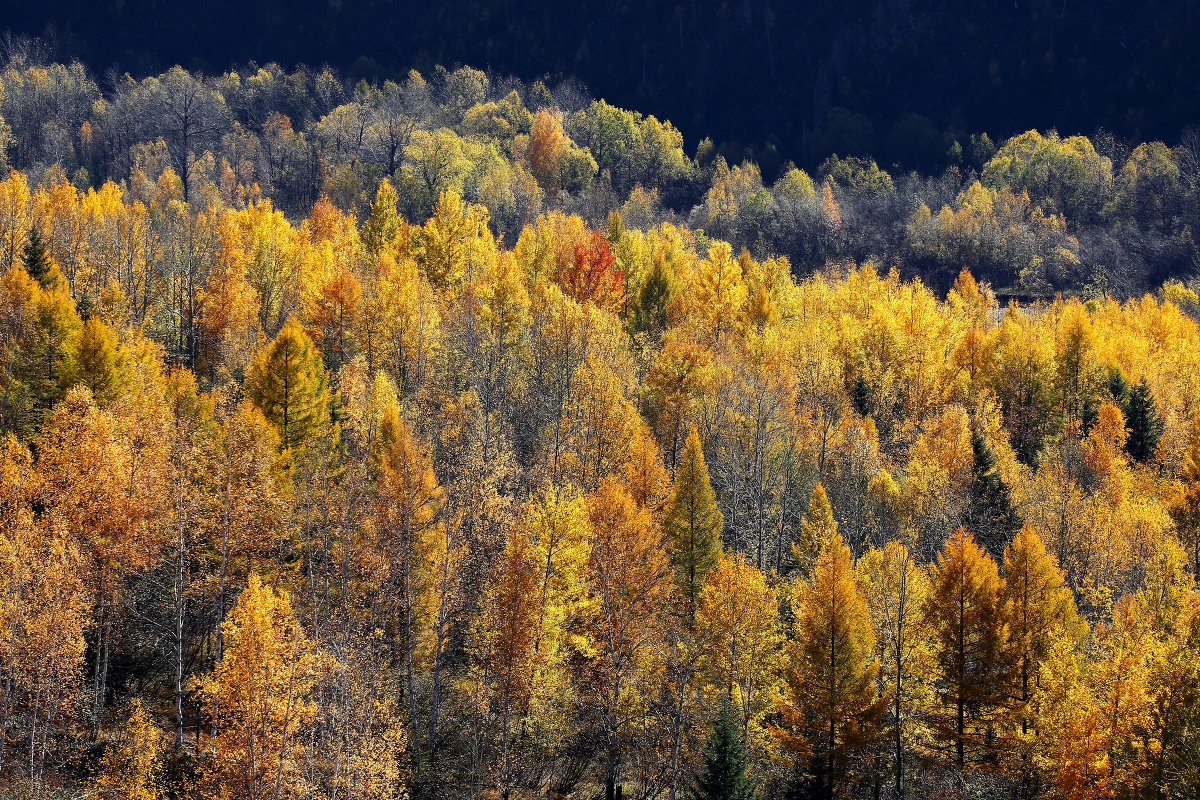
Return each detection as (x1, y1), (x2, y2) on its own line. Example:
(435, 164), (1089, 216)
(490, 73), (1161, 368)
(35, 386), (166, 729)
(1039, 596), (1158, 800)
(91, 700), (163, 800)
(924, 528), (1013, 773)
(1169, 413), (1200, 575)
(642, 338), (716, 467)
(558, 354), (640, 491)
(1000, 525), (1079, 735)
(663, 424), (724, 618)
(245, 316), (330, 453)
(197, 575), (323, 800)
(417, 189), (492, 291)
(695, 553), (782, 744)
(622, 423), (671, 515)
(0, 502), (90, 786)
(856, 539), (932, 800)
(582, 477), (673, 800)
(776, 531), (881, 800)
(371, 404), (455, 777)
(794, 483), (836, 575)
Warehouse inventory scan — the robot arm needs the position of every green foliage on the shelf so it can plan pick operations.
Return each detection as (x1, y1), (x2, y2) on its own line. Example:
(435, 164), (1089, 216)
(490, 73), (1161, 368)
(245, 317), (330, 452)
(21, 226), (51, 288)
(965, 425), (1018, 558)
(664, 424), (723, 613)
(1124, 377), (1162, 463)
(690, 701), (757, 800)
(61, 316), (127, 406)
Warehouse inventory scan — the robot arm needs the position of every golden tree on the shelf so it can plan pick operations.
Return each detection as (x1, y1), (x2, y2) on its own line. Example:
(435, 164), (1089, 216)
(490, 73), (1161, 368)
(196, 575), (323, 800)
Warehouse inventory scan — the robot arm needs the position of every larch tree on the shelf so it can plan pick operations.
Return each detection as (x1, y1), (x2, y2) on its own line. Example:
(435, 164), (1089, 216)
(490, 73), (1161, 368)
(1000, 525), (1079, 734)
(695, 553), (782, 744)
(582, 477), (673, 800)
(245, 316), (329, 453)
(61, 315), (128, 407)
(924, 528), (1013, 773)
(372, 402), (448, 780)
(664, 424), (724, 619)
(794, 483), (836, 576)
(91, 700), (163, 800)
(775, 532), (881, 800)
(1169, 414), (1200, 575)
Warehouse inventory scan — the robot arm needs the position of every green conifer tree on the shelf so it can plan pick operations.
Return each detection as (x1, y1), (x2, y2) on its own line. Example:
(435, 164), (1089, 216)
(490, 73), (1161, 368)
(664, 424), (723, 617)
(965, 425), (1018, 558)
(245, 317), (330, 452)
(1124, 377), (1161, 463)
(21, 226), (52, 287)
(690, 701), (757, 800)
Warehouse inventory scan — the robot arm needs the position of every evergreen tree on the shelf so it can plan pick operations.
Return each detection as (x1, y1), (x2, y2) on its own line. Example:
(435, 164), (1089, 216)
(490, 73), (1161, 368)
(964, 425), (1018, 558)
(631, 259), (669, 335)
(690, 701), (757, 800)
(245, 317), (330, 452)
(1124, 377), (1161, 463)
(664, 424), (723, 617)
(21, 226), (52, 287)
(850, 374), (871, 418)
(1107, 368), (1130, 406)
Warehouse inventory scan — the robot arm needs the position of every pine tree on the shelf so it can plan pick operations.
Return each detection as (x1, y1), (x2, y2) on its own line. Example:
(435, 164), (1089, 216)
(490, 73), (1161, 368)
(664, 424), (723, 617)
(1123, 377), (1161, 463)
(21, 225), (53, 288)
(965, 425), (1018, 558)
(1107, 368), (1130, 406)
(245, 317), (329, 452)
(690, 701), (757, 800)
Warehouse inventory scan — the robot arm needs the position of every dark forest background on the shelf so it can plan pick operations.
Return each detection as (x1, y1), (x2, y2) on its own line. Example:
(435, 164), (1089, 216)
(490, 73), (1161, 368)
(7, 0), (1200, 171)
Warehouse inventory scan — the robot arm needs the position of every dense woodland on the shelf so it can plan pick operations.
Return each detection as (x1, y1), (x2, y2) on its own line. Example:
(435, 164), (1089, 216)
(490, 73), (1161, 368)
(0, 56), (1199, 800)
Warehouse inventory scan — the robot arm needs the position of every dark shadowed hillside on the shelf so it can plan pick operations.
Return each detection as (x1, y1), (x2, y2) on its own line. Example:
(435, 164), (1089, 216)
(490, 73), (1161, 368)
(7, 0), (1200, 168)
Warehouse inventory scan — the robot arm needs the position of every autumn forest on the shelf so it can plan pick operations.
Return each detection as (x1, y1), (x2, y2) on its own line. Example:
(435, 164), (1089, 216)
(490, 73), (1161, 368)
(1, 51), (1200, 800)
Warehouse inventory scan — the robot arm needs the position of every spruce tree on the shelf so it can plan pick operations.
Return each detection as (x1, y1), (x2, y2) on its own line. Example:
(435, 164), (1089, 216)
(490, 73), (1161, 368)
(664, 424), (723, 617)
(245, 317), (330, 452)
(21, 226), (52, 287)
(690, 701), (757, 800)
(965, 425), (1018, 559)
(1124, 377), (1161, 463)
(1107, 368), (1130, 406)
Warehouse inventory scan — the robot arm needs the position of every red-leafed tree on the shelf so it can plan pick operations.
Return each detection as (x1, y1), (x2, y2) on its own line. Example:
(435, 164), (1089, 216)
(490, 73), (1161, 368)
(558, 232), (624, 312)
